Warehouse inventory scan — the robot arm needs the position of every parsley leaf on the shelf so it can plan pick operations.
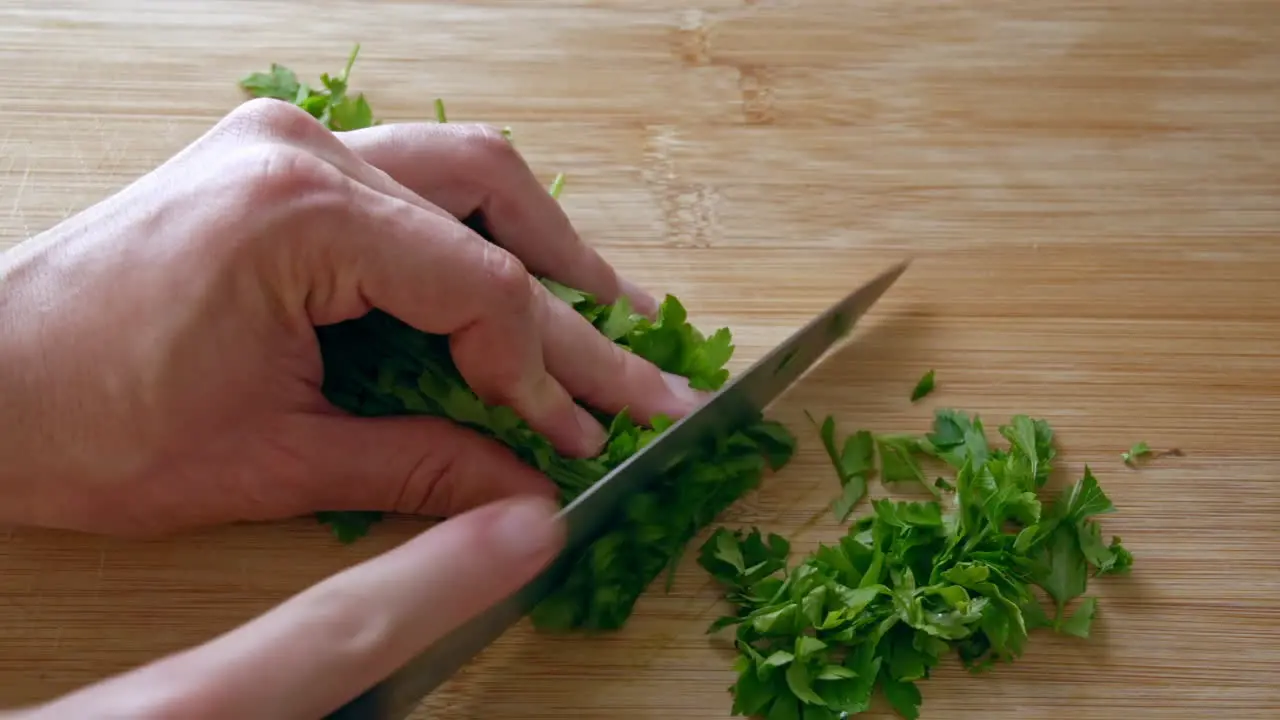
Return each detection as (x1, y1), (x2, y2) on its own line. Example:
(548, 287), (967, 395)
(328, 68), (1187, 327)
(240, 47), (795, 634)
(241, 44), (377, 133)
(881, 673), (923, 720)
(909, 369), (936, 402)
(1121, 440), (1151, 467)
(808, 413), (874, 522)
(919, 408), (990, 471)
(1059, 596), (1098, 638)
(238, 63), (300, 100)
(875, 434), (935, 496)
(1123, 441), (1183, 468)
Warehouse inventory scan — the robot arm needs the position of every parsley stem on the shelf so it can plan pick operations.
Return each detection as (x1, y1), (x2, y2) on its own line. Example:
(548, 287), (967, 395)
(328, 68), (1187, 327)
(340, 43), (360, 83)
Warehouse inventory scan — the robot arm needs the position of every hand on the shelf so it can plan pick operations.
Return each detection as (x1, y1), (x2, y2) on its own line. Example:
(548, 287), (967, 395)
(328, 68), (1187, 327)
(5, 495), (566, 720)
(0, 98), (703, 536)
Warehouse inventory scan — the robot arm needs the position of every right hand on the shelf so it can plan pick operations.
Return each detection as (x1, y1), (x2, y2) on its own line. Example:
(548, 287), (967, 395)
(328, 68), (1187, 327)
(8, 496), (567, 720)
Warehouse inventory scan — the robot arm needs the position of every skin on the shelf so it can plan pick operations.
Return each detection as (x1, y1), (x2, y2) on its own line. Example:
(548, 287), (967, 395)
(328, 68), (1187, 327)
(0, 98), (706, 718)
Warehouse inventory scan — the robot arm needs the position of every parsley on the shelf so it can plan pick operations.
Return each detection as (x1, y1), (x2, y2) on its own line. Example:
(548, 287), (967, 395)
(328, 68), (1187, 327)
(909, 369), (935, 402)
(701, 408), (1133, 719)
(807, 412), (874, 522)
(238, 48), (797, 632)
(811, 417), (939, 502)
(549, 172), (566, 199)
(1122, 441), (1183, 468)
(1121, 441), (1151, 467)
(239, 44), (377, 132)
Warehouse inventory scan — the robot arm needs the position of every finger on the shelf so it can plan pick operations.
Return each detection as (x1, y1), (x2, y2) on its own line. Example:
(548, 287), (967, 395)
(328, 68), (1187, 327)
(302, 171), (605, 457)
(19, 496), (566, 720)
(533, 282), (707, 424)
(338, 122), (660, 317)
(214, 102), (654, 316)
(262, 413), (559, 520)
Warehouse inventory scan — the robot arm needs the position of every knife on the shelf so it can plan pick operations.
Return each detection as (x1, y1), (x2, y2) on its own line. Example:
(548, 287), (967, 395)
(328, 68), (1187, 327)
(324, 258), (910, 720)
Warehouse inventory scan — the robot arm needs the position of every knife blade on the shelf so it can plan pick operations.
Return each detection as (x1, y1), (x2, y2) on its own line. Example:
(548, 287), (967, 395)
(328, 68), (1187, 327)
(324, 259), (910, 720)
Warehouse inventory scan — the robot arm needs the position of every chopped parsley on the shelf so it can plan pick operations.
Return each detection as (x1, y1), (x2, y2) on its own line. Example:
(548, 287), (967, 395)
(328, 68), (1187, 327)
(909, 369), (936, 402)
(701, 408), (1133, 719)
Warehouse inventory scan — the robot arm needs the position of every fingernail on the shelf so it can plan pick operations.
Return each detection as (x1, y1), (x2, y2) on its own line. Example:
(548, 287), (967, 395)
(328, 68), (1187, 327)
(492, 496), (565, 560)
(619, 277), (660, 318)
(663, 371), (710, 411)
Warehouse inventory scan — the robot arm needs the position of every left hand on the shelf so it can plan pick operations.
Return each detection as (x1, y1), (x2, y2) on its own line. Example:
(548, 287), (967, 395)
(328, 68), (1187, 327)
(4, 494), (567, 720)
(0, 99), (701, 536)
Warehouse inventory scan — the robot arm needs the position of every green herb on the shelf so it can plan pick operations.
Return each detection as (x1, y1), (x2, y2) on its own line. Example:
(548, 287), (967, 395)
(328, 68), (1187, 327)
(1121, 441), (1151, 467)
(807, 412), (874, 522)
(1121, 441), (1183, 468)
(812, 416), (940, 501)
(909, 370), (935, 402)
(875, 434), (935, 496)
(239, 44), (377, 132)
(700, 408), (1132, 719)
(239, 47), (797, 632)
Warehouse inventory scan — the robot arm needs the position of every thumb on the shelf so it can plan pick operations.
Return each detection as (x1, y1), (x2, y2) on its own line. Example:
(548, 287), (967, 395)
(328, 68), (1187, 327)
(17, 495), (566, 720)
(270, 411), (560, 520)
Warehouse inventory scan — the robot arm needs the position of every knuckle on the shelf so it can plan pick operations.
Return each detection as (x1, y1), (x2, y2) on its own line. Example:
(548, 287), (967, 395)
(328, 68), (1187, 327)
(477, 242), (533, 308)
(227, 143), (348, 207)
(456, 332), (538, 407)
(455, 123), (522, 165)
(595, 340), (645, 402)
(465, 343), (529, 399)
(220, 97), (329, 144)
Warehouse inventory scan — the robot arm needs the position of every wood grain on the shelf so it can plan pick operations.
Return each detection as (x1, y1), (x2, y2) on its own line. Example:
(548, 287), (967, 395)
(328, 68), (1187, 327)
(2, 1), (1279, 718)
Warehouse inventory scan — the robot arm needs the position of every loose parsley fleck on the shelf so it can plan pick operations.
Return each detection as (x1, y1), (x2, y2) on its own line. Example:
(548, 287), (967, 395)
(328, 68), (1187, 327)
(238, 47), (797, 633)
(1122, 441), (1183, 468)
(549, 172), (566, 199)
(909, 369), (936, 402)
(1121, 441), (1151, 467)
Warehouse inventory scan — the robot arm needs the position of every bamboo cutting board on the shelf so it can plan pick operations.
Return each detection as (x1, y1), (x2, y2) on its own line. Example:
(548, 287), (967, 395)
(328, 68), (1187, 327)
(2, 1), (1279, 718)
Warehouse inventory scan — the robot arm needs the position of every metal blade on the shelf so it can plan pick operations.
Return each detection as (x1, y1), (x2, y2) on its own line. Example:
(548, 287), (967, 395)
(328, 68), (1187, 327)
(323, 259), (910, 720)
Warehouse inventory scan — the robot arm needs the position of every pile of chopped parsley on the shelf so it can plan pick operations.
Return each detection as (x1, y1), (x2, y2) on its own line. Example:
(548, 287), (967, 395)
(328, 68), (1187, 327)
(237, 48), (1142, 719)
(698, 394), (1135, 719)
(237, 46), (796, 631)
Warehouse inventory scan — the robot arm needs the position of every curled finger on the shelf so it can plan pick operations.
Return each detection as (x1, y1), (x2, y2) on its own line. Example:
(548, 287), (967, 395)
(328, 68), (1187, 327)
(339, 122), (659, 317)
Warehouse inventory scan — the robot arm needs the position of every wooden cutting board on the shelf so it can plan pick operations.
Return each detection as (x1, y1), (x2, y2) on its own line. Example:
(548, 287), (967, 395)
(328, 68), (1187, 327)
(2, 1), (1279, 718)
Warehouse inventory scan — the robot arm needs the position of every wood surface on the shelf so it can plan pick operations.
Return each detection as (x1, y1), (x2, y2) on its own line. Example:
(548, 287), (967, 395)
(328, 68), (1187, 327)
(2, 0), (1279, 718)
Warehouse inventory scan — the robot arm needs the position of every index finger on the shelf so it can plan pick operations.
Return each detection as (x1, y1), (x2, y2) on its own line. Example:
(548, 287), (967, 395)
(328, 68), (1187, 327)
(338, 122), (660, 317)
